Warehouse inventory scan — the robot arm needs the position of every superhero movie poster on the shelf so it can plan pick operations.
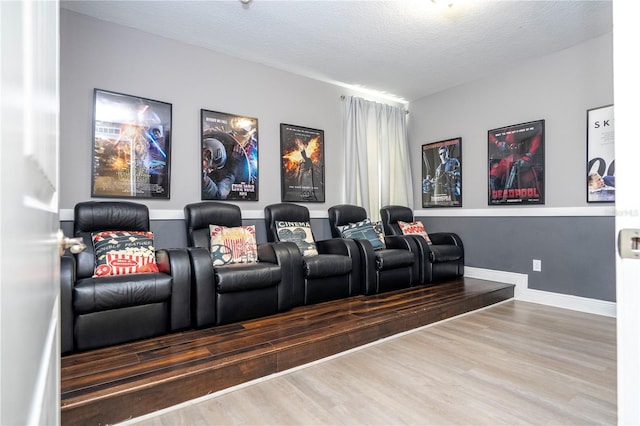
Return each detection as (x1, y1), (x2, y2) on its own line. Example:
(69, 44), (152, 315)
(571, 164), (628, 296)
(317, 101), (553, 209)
(488, 119), (545, 205)
(422, 138), (462, 208)
(587, 105), (615, 203)
(91, 89), (172, 199)
(280, 124), (325, 203)
(201, 109), (258, 201)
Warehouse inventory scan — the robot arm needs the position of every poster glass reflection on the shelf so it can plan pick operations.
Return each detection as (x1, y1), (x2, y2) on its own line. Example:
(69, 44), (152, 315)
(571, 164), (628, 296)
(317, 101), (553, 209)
(91, 89), (172, 199)
(201, 109), (258, 201)
(421, 138), (462, 208)
(488, 119), (545, 205)
(280, 124), (325, 202)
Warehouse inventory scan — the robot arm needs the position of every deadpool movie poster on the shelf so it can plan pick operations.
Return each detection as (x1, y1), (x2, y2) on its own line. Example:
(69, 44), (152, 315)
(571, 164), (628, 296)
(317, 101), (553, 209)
(488, 119), (545, 205)
(280, 124), (325, 203)
(201, 109), (258, 201)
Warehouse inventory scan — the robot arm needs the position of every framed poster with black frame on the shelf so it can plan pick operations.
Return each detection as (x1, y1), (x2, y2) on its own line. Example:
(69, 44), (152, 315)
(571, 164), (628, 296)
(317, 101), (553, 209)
(91, 88), (172, 199)
(280, 123), (325, 203)
(587, 104), (615, 203)
(421, 137), (462, 208)
(488, 119), (545, 205)
(200, 109), (258, 201)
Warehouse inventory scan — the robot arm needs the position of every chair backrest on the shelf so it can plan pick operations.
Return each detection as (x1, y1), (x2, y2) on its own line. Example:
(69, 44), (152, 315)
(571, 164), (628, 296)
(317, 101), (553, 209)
(264, 203), (312, 243)
(327, 204), (367, 238)
(380, 205), (414, 236)
(73, 201), (151, 279)
(184, 201), (242, 249)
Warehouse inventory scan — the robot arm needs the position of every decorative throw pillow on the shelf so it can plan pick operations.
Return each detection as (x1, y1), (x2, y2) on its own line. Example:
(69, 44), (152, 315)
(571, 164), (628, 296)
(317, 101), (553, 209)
(92, 231), (159, 277)
(209, 225), (258, 266)
(338, 219), (386, 250)
(398, 220), (432, 245)
(275, 221), (318, 257)
(371, 220), (386, 247)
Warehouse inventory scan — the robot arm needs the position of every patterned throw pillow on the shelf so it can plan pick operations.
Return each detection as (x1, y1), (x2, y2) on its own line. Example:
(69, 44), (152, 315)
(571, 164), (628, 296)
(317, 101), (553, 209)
(275, 221), (318, 257)
(398, 220), (432, 245)
(209, 225), (258, 266)
(371, 220), (386, 247)
(92, 231), (160, 277)
(338, 219), (386, 250)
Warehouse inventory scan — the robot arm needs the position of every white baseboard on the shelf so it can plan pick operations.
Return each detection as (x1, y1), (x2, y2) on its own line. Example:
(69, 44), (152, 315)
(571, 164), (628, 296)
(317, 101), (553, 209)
(464, 266), (616, 318)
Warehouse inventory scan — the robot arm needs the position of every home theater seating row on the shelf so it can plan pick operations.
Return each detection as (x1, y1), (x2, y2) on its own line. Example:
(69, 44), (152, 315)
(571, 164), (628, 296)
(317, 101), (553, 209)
(61, 201), (464, 354)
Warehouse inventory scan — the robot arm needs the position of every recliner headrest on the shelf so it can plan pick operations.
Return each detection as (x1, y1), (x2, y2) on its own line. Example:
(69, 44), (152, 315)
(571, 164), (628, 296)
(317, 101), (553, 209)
(74, 201), (150, 234)
(184, 201), (242, 231)
(264, 203), (311, 242)
(380, 205), (414, 235)
(327, 204), (367, 237)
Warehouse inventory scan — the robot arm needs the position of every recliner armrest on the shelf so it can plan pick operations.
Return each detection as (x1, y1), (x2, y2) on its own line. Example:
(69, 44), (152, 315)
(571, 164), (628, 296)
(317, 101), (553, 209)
(60, 254), (76, 354)
(185, 247), (216, 328)
(429, 232), (464, 250)
(315, 238), (362, 297)
(383, 234), (414, 251)
(156, 248), (192, 331)
(336, 238), (376, 295)
(257, 241), (304, 310)
(316, 237), (353, 256)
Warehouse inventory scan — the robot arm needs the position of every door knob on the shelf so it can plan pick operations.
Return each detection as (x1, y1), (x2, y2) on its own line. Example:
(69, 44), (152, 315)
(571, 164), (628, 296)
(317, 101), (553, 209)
(618, 229), (640, 259)
(57, 229), (86, 256)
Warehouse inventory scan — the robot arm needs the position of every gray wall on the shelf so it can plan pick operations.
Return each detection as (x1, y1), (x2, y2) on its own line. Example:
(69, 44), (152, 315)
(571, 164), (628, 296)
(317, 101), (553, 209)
(407, 33), (613, 209)
(406, 32), (615, 302)
(60, 10), (615, 302)
(60, 10), (401, 212)
(418, 215), (615, 302)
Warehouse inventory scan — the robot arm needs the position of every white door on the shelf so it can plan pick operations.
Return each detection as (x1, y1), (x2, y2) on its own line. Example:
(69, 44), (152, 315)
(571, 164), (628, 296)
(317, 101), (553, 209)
(1, 1), (61, 425)
(614, 1), (640, 424)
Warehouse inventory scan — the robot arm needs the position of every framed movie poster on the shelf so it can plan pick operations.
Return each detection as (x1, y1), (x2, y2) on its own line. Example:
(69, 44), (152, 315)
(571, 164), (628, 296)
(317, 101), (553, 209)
(488, 119), (545, 205)
(421, 138), (462, 208)
(280, 123), (325, 202)
(91, 89), (172, 199)
(201, 110), (258, 201)
(587, 105), (615, 203)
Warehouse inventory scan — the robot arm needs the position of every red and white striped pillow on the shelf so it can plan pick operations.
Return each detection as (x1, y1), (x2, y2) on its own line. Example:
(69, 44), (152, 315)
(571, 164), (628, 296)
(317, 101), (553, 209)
(92, 231), (159, 277)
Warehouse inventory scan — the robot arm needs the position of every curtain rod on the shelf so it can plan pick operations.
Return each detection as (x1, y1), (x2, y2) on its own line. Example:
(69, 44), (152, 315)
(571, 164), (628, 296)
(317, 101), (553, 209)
(340, 95), (409, 114)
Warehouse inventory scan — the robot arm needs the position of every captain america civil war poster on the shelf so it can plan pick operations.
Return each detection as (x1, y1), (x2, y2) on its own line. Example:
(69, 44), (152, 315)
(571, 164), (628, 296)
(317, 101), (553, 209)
(488, 119), (545, 205)
(201, 109), (258, 201)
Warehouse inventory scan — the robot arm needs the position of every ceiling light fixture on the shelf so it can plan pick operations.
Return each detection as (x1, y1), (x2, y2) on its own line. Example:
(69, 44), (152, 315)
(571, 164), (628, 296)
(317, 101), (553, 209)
(431, 0), (454, 7)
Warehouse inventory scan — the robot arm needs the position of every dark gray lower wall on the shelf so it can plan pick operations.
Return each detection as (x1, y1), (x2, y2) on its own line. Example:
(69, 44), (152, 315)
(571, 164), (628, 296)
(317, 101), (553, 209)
(416, 215), (616, 302)
(60, 214), (616, 303)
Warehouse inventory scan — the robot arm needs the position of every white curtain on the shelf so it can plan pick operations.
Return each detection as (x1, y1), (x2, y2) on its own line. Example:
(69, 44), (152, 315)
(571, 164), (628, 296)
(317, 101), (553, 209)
(343, 96), (413, 221)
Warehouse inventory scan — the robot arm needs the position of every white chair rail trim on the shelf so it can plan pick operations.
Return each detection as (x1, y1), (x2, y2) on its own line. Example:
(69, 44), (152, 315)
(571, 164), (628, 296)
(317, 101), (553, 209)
(60, 206), (614, 221)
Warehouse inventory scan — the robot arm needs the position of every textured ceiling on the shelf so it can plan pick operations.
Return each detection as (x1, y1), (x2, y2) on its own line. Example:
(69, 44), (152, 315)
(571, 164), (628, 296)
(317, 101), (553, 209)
(61, 0), (613, 103)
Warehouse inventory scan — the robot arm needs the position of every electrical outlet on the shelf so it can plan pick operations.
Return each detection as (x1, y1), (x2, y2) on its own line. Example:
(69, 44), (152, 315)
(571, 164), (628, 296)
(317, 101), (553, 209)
(532, 259), (542, 272)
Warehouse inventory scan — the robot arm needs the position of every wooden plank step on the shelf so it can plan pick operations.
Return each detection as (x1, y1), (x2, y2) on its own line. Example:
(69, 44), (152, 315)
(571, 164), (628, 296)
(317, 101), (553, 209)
(61, 277), (514, 425)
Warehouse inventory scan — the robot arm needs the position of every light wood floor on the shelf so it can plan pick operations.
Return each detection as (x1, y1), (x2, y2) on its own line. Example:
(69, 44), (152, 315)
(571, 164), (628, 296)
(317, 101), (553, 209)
(122, 300), (617, 425)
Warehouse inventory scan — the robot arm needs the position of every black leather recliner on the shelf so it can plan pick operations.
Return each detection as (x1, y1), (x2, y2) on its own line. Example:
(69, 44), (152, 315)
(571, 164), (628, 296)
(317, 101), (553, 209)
(184, 201), (302, 327)
(264, 203), (361, 305)
(60, 201), (192, 354)
(380, 205), (464, 284)
(328, 204), (417, 295)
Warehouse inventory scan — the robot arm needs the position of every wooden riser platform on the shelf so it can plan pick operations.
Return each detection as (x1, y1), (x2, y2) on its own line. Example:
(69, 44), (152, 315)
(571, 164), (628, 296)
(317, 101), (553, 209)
(61, 277), (514, 425)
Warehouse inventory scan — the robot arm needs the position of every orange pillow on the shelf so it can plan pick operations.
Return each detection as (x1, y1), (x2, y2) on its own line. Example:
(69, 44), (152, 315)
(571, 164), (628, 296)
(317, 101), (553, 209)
(398, 220), (432, 245)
